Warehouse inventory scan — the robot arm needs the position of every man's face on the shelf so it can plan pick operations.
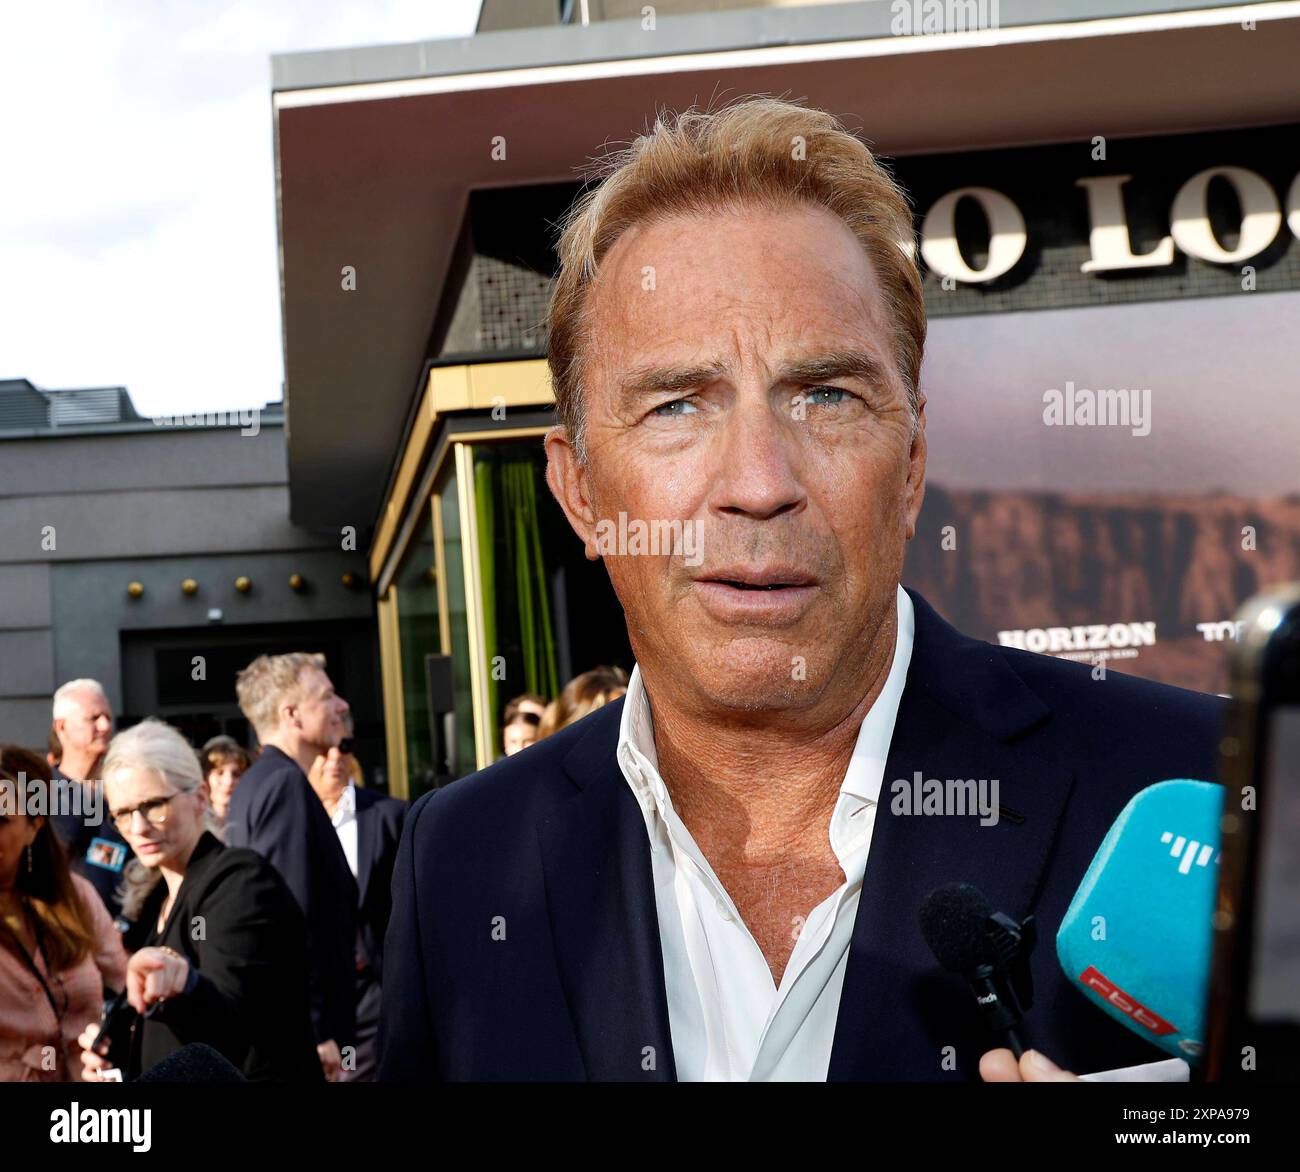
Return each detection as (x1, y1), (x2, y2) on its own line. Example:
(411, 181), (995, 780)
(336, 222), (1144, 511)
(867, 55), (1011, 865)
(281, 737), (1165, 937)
(57, 690), (114, 762)
(292, 668), (350, 752)
(546, 202), (926, 716)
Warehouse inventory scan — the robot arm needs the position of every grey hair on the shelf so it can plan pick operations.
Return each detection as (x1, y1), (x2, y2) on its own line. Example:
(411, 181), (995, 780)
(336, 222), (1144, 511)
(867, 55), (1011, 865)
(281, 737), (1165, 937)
(102, 719), (219, 921)
(52, 679), (109, 722)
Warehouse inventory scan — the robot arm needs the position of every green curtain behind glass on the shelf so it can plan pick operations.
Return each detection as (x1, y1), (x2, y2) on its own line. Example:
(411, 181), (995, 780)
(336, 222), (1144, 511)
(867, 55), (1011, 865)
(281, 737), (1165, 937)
(504, 458), (559, 698)
(474, 457), (499, 742)
(476, 448), (560, 749)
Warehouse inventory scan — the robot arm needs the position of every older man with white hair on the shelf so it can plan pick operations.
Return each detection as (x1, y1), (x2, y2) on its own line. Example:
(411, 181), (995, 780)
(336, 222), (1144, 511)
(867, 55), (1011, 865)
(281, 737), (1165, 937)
(48, 679), (130, 920)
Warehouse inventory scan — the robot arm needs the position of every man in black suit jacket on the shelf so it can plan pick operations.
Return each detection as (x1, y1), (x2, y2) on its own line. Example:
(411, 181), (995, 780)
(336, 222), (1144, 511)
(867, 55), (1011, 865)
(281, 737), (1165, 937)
(379, 98), (1225, 1082)
(378, 591), (1222, 1081)
(224, 653), (358, 1080)
(354, 787), (406, 990)
(307, 740), (407, 1080)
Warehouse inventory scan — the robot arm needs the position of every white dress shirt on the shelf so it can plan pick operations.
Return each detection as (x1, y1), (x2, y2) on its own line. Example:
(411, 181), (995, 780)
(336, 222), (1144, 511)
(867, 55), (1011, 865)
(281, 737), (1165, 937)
(616, 584), (915, 1081)
(329, 780), (359, 879)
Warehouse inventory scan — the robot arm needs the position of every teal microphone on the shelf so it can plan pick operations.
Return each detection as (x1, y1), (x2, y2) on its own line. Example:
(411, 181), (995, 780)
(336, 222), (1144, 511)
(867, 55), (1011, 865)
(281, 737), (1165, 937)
(1056, 779), (1222, 1064)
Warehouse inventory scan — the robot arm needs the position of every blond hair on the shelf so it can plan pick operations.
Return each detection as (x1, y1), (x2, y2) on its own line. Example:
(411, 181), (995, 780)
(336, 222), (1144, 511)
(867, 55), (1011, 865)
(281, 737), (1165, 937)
(235, 652), (325, 740)
(546, 97), (926, 460)
(537, 666), (629, 739)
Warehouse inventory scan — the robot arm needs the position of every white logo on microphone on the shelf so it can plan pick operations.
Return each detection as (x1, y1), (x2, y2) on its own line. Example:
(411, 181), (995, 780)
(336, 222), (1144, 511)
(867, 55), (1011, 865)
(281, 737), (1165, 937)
(1159, 831), (1219, 875)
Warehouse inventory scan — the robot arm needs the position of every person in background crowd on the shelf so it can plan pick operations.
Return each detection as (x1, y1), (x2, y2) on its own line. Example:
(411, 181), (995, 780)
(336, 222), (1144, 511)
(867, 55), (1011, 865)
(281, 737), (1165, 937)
(501, 693), (547, 756)
(79, 720), (321, 1082)
(339, 715), (367, 788)
(307, 720), (406, 1082)
(47, 680), (130, 921)
(536, 667), (628, 739)
(224, 652), (358, 1082)
(200, 735), (252, 827)
(46, 727), (61, 771)
(0, 746), (126, 1082)
(507, 694), (548, 723)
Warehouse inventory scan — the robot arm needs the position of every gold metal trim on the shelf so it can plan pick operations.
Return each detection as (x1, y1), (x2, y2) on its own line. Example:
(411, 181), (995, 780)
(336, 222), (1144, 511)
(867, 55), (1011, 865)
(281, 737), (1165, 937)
(454, 442), (492, 772)
(376, 589), (410, 799)
(369, 360), (552, 581)
(430, 490), (452, 655)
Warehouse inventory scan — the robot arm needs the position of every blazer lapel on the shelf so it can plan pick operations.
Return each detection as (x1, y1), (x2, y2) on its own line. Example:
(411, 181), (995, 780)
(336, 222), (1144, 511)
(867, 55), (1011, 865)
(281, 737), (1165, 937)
(353, 794), (374, 909)
(536, 703), (677, 1082)
(828, 589), (1076, 1080)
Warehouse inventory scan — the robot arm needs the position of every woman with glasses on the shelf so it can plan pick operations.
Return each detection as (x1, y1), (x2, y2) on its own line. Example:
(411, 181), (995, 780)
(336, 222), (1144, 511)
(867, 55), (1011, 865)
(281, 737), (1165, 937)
(78, 719), (322, 1081)
(0, 745), (127, 1082)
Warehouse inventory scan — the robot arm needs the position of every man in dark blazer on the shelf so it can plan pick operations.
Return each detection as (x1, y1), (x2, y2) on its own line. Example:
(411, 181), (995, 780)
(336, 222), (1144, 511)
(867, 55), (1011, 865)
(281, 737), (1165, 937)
(354, 786), (406, 988)
(353, 786), (406, 1079)
(378, 590), (1222, 1081)
(225, 653), (358, 1081)
(378, 98), (1225, 1082)
(306, 738), (407, 1081)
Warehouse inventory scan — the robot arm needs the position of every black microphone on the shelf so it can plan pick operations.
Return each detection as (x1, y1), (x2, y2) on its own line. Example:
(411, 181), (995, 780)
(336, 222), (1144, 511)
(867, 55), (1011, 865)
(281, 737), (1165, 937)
(135, 1043), (247, 1083)
(919, 883), (1037, 1058)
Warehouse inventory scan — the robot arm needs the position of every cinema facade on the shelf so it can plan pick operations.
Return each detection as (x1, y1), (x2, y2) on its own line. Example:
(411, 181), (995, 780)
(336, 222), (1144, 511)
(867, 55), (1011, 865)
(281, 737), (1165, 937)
(271, 0), (1300, 800)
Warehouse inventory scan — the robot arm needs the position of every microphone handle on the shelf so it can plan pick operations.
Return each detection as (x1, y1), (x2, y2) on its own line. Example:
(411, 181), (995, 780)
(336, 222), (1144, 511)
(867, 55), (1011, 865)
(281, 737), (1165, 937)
(968, 967), (1028, 1056)
(1000, 1026), (1027, 1059)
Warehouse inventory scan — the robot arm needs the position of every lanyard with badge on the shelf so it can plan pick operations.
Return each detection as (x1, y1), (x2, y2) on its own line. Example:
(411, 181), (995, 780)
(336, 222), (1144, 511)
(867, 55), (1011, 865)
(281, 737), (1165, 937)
(2, 904), (70, 1041)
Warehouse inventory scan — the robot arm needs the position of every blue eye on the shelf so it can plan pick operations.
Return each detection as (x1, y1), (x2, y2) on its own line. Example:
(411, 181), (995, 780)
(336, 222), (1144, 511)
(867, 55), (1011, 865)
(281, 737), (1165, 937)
(805, 386), (848, 405)
(652, 399), (699, 417)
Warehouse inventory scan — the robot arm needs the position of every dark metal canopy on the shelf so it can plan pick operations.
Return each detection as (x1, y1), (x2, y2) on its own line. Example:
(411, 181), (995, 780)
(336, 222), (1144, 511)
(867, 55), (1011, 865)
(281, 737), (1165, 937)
(271, 0), (1300, 538)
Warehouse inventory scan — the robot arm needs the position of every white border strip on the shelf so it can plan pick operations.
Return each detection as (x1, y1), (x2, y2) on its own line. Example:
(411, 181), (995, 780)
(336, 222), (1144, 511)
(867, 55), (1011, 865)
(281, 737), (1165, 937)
(275, 3), (1300, 110)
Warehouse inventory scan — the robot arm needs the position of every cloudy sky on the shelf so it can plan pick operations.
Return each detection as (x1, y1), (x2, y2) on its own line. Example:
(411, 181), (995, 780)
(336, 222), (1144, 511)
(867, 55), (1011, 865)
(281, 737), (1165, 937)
(0, 0), (482, 418)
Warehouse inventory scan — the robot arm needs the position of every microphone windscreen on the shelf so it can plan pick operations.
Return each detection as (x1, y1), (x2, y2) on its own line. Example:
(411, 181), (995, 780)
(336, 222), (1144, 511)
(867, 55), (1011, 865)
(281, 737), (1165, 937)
(919, 882), (996, 973)
(1056, 779), (1220, 1063)
(136, 1043), (247, 1083)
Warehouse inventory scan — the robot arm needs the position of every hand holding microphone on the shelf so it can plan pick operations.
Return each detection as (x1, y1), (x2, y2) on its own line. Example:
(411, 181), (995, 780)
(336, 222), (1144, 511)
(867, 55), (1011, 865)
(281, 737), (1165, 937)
(916, 881), (1082, 1078)
(919, 778), (1220, 1081)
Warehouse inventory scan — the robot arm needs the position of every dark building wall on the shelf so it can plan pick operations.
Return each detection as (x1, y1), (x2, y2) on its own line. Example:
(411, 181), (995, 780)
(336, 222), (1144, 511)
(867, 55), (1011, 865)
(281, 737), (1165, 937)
(0, 421), (376, 757)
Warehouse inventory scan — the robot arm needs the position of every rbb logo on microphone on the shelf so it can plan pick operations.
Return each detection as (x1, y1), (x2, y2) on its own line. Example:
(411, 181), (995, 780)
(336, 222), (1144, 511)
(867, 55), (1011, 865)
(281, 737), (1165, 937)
(1078, 965), (1178, 1036)
(1055, 779), (1221, 1062)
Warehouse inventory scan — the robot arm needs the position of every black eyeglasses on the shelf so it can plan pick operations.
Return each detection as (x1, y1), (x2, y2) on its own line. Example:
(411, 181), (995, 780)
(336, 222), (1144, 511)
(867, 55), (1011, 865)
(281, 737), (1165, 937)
(110, 793), (179, 833)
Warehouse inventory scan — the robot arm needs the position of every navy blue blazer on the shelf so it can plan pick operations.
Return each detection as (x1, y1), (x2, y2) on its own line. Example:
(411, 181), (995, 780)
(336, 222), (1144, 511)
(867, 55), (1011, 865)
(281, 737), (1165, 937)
(224, 745), (358, 1049)
(354, 786), (406, 985)
(378, 588), (1224, 1081)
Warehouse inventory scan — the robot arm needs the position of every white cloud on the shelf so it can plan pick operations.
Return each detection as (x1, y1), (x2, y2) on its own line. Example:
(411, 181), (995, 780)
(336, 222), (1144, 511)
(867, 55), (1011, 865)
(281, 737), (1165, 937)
(0, 0), (483, 416)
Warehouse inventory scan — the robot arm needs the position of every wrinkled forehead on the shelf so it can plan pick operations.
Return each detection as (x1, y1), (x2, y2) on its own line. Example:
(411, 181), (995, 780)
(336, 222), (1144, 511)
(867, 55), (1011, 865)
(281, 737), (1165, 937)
(65, 688), (111, 718)
(585, 202), (892, 374)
